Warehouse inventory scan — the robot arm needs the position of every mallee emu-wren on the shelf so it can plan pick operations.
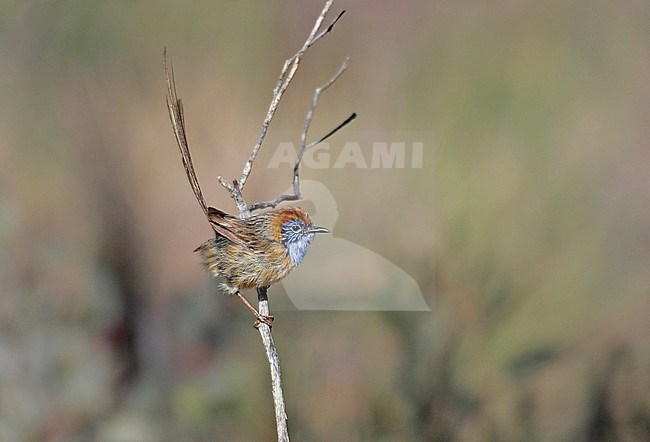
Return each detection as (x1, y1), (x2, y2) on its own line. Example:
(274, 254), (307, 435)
(165, 54), (328, 327)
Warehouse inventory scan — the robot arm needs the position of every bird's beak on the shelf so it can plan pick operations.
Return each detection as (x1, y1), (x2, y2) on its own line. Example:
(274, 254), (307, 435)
(310, 225), (329, 234)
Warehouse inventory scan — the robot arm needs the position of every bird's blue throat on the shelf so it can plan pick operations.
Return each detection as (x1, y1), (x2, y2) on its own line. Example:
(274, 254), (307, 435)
(284, 234), (315, 267)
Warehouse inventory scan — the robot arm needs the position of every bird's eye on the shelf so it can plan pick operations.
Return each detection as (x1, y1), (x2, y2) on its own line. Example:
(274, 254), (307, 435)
(291, 224), (301, 233)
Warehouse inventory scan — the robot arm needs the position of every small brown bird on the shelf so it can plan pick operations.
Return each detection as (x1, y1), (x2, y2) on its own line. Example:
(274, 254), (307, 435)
(165, 56), (328, 327)
(197, 206), (328, 291)
(195, 206), (328, 326)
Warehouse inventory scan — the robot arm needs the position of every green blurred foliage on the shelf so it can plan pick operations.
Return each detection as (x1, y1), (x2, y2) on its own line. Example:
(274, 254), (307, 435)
(1, 0), (648, 440)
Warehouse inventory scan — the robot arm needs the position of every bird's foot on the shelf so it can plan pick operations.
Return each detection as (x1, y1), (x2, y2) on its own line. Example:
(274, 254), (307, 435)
(253, 314), (274, 329)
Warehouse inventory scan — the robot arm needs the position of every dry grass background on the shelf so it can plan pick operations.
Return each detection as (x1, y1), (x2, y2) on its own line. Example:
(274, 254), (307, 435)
(1, 0), (649, 440)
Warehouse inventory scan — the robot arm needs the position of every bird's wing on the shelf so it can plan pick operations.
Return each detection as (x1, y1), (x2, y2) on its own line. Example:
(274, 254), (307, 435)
(207, 207), (254, 249)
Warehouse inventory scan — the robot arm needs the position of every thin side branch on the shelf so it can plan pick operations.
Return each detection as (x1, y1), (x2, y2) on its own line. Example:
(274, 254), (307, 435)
(294, 58), (350, 191)
(248, 59), (355, 212)
(309, 9), (346, 48)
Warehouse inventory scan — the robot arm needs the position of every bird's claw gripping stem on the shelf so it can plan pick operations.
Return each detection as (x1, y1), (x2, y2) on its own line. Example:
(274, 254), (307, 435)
(254, 314), (275, 329)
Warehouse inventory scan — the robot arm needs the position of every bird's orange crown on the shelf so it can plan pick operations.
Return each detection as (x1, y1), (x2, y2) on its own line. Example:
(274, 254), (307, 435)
(269, 207), (313, 241)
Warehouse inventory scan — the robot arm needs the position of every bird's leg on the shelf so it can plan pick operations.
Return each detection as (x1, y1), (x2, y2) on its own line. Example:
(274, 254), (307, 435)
(235, 291), (274, 328)
(255, 286), (275, 329)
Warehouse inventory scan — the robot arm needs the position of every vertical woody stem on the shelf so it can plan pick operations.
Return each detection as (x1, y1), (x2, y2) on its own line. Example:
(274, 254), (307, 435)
(257, 286), (289, 441)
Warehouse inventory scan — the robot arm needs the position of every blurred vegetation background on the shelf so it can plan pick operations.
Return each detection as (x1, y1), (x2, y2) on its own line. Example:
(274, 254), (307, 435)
(1, 0), (649, 440)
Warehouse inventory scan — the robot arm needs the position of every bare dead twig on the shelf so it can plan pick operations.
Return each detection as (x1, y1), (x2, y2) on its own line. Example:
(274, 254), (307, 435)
(218, 0), (346, 218)
(242, 3), (352, 437)
(248, 58), (355, 212)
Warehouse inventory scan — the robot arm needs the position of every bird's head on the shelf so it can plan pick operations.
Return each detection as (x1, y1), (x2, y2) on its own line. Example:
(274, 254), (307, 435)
(274, 207), (328, 267)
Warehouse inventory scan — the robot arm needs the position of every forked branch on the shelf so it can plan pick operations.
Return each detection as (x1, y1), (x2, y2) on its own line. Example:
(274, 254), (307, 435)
(217, 0), (348, 217)
(249, 58), (355, 212)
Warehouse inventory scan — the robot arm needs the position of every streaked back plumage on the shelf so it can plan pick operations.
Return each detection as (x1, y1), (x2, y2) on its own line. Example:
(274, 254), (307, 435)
(195, 206), (320, 293)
